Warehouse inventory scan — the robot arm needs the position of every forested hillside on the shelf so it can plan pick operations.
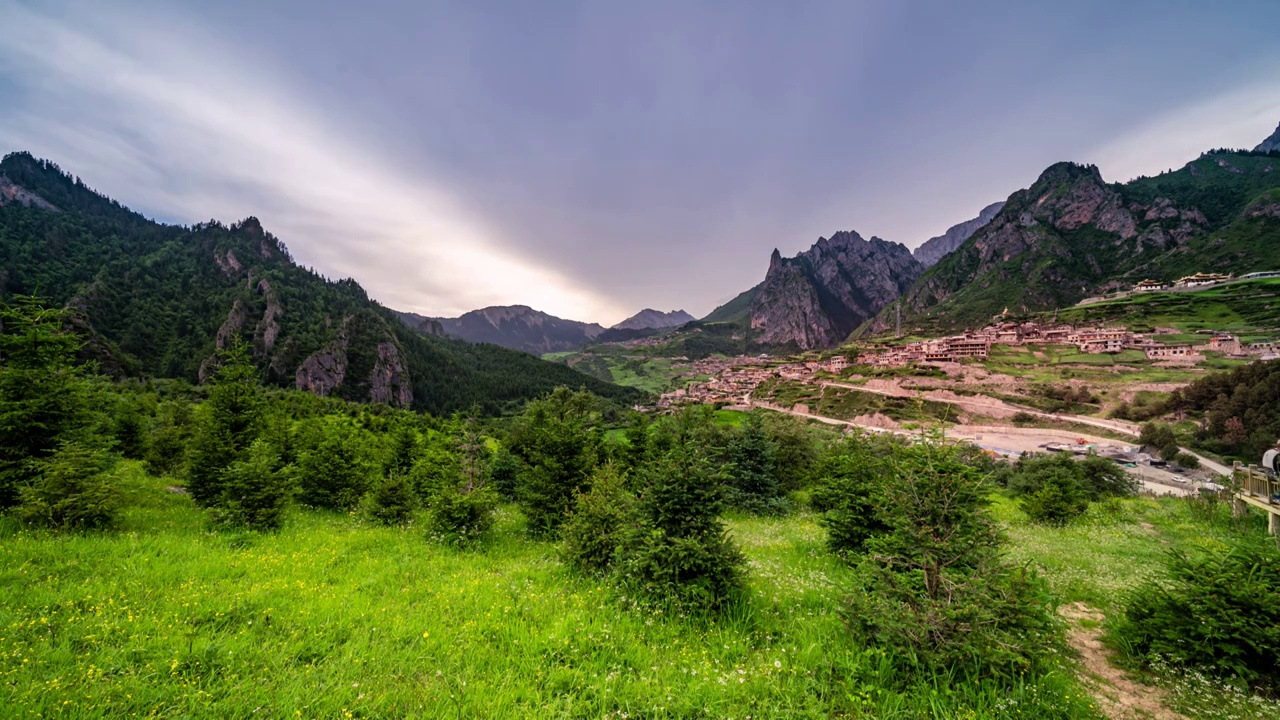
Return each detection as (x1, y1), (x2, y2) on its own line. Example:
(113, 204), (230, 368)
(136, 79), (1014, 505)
(0, 152), (641, 414)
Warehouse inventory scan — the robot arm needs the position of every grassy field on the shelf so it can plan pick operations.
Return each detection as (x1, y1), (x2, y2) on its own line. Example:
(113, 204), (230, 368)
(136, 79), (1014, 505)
(4, 466), (1279, 719)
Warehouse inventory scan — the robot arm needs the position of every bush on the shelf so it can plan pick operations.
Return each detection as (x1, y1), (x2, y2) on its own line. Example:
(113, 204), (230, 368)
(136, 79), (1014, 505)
(144, 401), (193, 477)
(297, 427), (371, 510)
(1112, 543), (1280, 693)
(213, 439), (294, 531)
(560, 464), (635, 573)
(17, 442), (121, 529)
(364, 472), (417, 526)
(843, 441), (1062, 679)
(811, 435), (891, 556)
(510, 388), (602, 538)
(723, 412), (788, 515)
(1174, 451), (1201, 469)
(1020, 478), (1088, 524)
(426, 485), (497, 544)
(617, 437), (744, 610)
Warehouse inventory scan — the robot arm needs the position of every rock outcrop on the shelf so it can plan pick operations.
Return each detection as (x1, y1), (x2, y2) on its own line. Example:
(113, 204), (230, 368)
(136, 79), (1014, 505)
(295, 313), (414, 408)
(0, 175), (59, 211)
(612, 308), (696, 331)
(749, 231), (922, 349)
(912, 201), (1004, 268)
(1254, 121), (1280, 153)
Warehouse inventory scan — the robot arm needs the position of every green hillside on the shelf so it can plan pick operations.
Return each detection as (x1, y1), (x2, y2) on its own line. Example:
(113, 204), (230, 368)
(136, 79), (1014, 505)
(872, 151), (1280, 336)
(0, 152), (642, 414)
(1056, 277), (1280, 339)
(701, 283), (759, 323)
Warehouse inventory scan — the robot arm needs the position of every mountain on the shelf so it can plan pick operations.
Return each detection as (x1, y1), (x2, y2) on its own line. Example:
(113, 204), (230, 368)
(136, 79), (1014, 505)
(0, 151), (642, 414)
(870, 148), (1280, 335)
(912, 201), (1005, 268)
(612, 308), (695, 331)
(412, 306), (604, 355)
(701, 284), (761, 324)
(1255, 121), (1280, 153)
(749, 231), (923, 349)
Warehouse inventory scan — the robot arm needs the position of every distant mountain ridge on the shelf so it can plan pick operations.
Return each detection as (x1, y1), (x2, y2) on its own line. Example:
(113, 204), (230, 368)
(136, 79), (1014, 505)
(612, 308), (695, 330)
(912, 201), (1005, 268)
(409, 305), (605, 355)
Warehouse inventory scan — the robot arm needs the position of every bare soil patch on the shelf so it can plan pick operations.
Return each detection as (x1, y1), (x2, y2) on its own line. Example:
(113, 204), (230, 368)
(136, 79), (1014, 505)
(1060, 603), (1185, 720)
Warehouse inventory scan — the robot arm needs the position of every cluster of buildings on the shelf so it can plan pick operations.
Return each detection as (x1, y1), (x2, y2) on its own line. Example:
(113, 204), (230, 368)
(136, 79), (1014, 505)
(1133, 272), (1234, 292)
(656, 354), (851, 408)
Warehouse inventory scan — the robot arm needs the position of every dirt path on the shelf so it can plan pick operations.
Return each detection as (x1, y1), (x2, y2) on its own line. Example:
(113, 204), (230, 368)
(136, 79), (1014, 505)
(1060, 603), (1185, 720)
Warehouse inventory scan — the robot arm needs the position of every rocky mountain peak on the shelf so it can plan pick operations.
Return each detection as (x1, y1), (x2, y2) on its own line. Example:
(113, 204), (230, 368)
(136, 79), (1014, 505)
(1254, 121), (1280, 153)
(748, 230), (922, 349)
(912, 201), (1005, 268)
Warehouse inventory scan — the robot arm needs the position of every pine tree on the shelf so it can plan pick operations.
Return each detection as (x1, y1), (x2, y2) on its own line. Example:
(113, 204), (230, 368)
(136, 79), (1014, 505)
(0, 295), (97, 508)
(510, 387), (602, 537)
(215, 439), (295, 530)
(383, 423), (421, 478)
(724, 412), (785, 514)
(297, 423), (371, 510)
(186, 341), (262, 506)
(621, 431), (745, 609)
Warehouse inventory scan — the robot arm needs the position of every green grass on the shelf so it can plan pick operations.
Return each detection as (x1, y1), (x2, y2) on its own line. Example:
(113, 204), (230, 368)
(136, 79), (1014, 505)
(1058, 277), (1280, 337)
(6, 467), (1280, 718)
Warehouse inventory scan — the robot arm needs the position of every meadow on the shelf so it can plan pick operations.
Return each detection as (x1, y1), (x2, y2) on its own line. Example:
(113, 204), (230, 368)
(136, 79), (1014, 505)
(5, 464), (1280, 719)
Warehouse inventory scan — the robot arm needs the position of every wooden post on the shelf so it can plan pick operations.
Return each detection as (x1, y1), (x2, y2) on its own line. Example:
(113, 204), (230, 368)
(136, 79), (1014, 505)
(1233, 496), (1249, 520)
(1270, 510), (1280, 537)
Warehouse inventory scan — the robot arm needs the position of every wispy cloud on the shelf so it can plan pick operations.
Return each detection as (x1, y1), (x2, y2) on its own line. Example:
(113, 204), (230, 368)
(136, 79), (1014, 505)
(0, 2), (629, 323)
(1086, 78), (1280, 183)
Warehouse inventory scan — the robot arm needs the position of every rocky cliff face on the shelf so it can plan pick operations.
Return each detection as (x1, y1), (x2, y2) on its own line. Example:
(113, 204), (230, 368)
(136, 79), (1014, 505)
(421, 305), (605, 354)
(912, 201), (1005, 268)
(0, 175), (59, 211)
(749, 232), (922, 349)
(295, 313), (413, 408)
(1254, 121), (1280, 153)
(612, 308), (696, 330)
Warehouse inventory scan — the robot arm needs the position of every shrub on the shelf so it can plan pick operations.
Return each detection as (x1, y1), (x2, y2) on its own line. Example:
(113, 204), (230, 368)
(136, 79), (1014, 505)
(560, 464), (635, 573)
(1175, 451), (1201, 469)
(0, 295), (100, 509)
(723, 412), (788, 515)
(17, 441), (121, 529)
(1011, 411), (1038, 425)
(364, 472), (417, 526)
(426, 485), (497, 544)
(186, 342), (263, 507)
(618, 437), (744, 610)
(509, 388), (602, 537)
(1021, 478), (1088, 524)
(843, 441), (1062, 679)
(144, 401), (193, 477)
(487, 446), (520, 501)
(811, 435), (891, 556)
(213, 439), (295, 531)
(297, 427), (371, 510)
(1112, 543), (1280, 693)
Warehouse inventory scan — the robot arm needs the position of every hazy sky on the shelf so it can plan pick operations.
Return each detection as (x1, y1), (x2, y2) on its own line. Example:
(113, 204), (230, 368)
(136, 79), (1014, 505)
(2, 0), (1280, 324)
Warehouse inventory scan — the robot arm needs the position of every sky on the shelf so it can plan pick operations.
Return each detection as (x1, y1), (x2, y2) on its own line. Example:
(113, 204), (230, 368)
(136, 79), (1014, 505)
(2, 1), (1280, 325)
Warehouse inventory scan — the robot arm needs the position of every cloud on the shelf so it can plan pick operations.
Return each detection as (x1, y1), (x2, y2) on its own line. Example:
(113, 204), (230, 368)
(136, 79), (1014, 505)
(0, 1), (629, 323)
(1085, 76), (1280, 183)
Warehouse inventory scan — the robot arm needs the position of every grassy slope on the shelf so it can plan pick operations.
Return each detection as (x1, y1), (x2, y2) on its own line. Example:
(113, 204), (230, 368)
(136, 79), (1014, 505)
(1056, 277), (1280, 338)
(4, 467), (1279, 717)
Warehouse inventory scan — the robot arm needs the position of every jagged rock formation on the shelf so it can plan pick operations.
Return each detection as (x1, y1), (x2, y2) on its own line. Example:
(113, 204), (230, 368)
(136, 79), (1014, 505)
(612, 308), (695, 331)
(420, 305), (605, 355)
(749, 231), (922, 349)
(912, 201), (1005, 268)
(1254, 121), (1280, 153)
(295, 312), (413, 407)
(872, 151), (1280, 335)
(395, 310), (445, 336)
